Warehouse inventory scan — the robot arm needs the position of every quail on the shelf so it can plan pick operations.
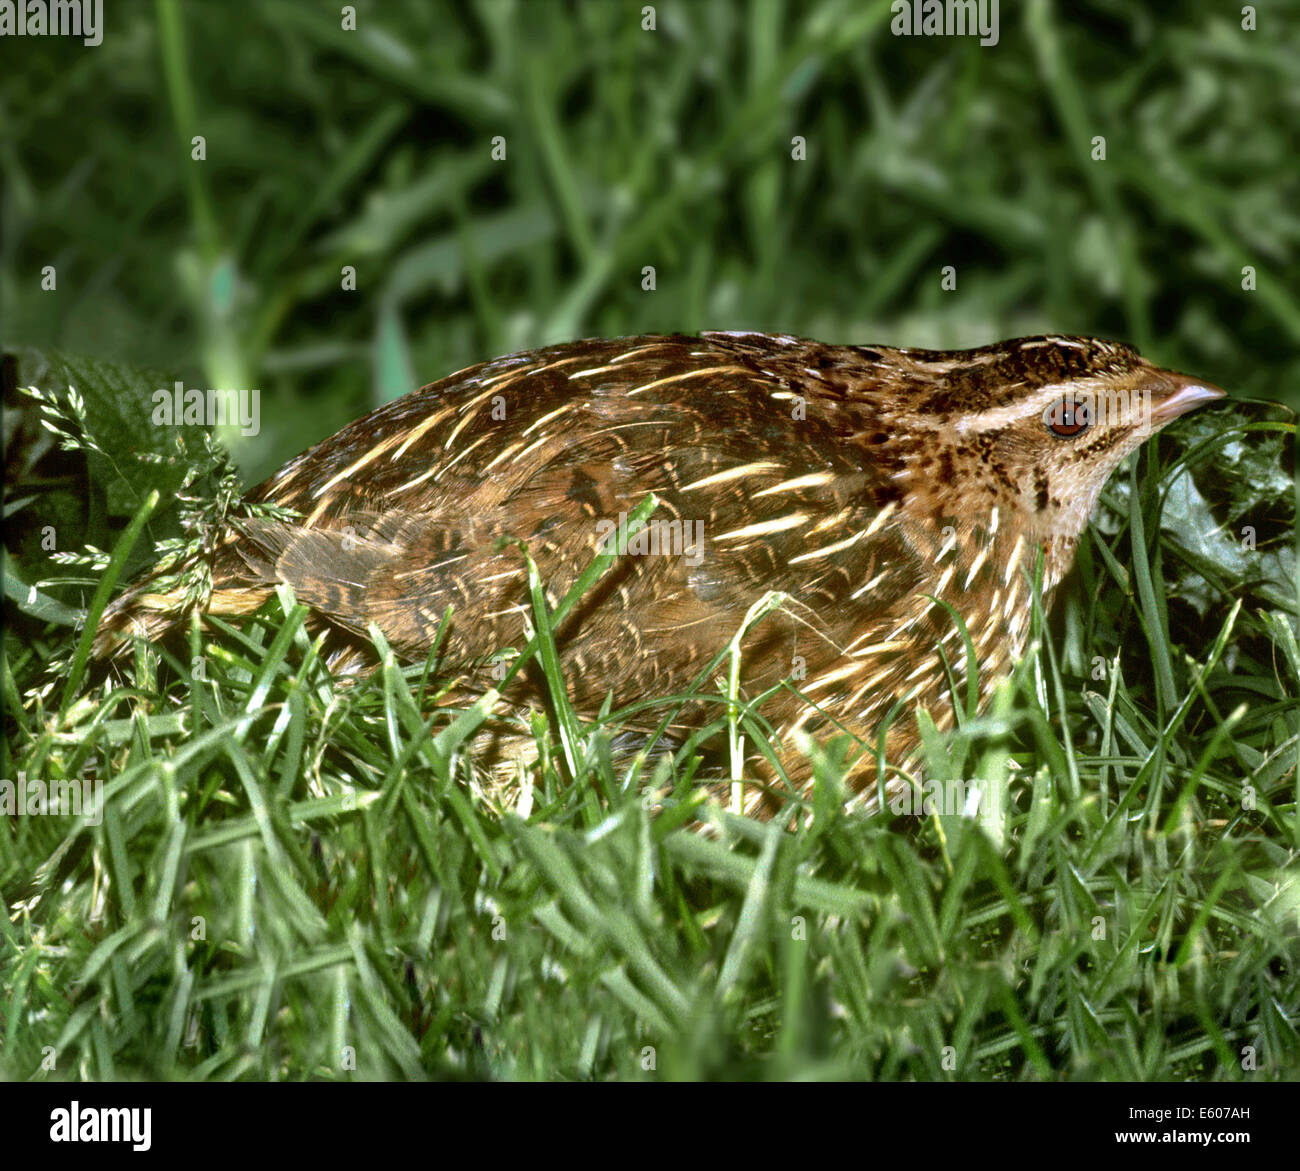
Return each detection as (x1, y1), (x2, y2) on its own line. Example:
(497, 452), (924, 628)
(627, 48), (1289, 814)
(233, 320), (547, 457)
(95, 332), (1224, 813)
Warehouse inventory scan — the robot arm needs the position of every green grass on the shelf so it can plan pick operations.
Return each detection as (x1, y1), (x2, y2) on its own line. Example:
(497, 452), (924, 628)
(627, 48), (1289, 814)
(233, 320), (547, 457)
(1, 0), (1298, 1081)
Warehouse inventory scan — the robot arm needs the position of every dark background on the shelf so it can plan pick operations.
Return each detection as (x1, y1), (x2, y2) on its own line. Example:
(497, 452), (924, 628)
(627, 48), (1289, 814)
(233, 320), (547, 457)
(3, 0), (1296, 489)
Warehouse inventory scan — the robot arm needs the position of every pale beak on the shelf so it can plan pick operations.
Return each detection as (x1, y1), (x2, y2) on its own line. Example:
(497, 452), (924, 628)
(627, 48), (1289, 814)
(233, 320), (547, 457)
(1150, 371), (1227, 425)
(1144, 369), (1222, 423)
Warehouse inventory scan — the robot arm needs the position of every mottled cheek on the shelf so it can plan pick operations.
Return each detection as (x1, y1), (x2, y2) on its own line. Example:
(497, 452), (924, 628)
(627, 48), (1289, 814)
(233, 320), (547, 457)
(1033, 469), (1050, 512)
(988, 458), (1018, 495)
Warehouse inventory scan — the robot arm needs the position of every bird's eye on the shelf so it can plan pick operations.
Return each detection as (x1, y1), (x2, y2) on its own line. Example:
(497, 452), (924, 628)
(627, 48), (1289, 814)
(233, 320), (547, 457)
(1043, 396), (1092, 438)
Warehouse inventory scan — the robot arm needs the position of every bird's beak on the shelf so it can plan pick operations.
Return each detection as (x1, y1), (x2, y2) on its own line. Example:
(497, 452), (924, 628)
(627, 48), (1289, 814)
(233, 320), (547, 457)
(1150, 371), (1227, 425)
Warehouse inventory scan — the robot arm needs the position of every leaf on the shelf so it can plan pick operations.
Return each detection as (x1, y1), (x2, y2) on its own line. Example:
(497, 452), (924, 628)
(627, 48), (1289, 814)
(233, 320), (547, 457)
(10, 347), (203, 518)
(6, 348), (212, 596)
(2, 562), (85, 626)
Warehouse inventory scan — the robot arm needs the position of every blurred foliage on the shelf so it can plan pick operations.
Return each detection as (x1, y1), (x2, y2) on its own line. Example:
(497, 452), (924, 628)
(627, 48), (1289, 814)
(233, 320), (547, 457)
(2, 0), (1297, 496)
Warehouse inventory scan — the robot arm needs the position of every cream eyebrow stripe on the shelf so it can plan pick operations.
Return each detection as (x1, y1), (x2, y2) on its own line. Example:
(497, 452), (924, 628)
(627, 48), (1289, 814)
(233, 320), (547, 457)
(952, 377), (1115, 435)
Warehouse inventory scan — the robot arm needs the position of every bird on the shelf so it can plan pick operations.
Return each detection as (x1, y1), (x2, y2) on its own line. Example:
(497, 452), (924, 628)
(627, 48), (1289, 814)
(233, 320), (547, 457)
(95, 331), (1224, 815)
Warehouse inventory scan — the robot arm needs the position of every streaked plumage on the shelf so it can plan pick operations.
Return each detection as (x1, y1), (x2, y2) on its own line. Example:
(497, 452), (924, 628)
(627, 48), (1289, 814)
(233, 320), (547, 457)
(96, 332), (1223, 814)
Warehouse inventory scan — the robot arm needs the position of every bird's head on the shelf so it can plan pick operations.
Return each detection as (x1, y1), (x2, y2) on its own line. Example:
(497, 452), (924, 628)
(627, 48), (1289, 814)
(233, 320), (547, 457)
(877, 335), (1224, 553)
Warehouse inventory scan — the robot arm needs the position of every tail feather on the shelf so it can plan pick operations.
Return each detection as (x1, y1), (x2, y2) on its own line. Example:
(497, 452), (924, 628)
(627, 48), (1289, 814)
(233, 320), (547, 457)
(93, 563), (274, 660)
(92, 575), (179, 658)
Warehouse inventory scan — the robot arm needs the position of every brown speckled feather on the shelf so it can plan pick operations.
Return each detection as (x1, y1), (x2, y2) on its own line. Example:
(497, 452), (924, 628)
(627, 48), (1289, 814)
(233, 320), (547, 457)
(97, 331), (1224, 814)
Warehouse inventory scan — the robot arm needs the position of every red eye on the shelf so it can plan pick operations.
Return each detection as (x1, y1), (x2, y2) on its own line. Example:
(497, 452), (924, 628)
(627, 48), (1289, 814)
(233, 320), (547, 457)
(1044, 397), (1092, 438)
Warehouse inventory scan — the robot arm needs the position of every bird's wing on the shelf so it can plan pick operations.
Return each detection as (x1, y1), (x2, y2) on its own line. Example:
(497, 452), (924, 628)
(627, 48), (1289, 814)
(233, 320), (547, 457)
(204, 336), (936, 718)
